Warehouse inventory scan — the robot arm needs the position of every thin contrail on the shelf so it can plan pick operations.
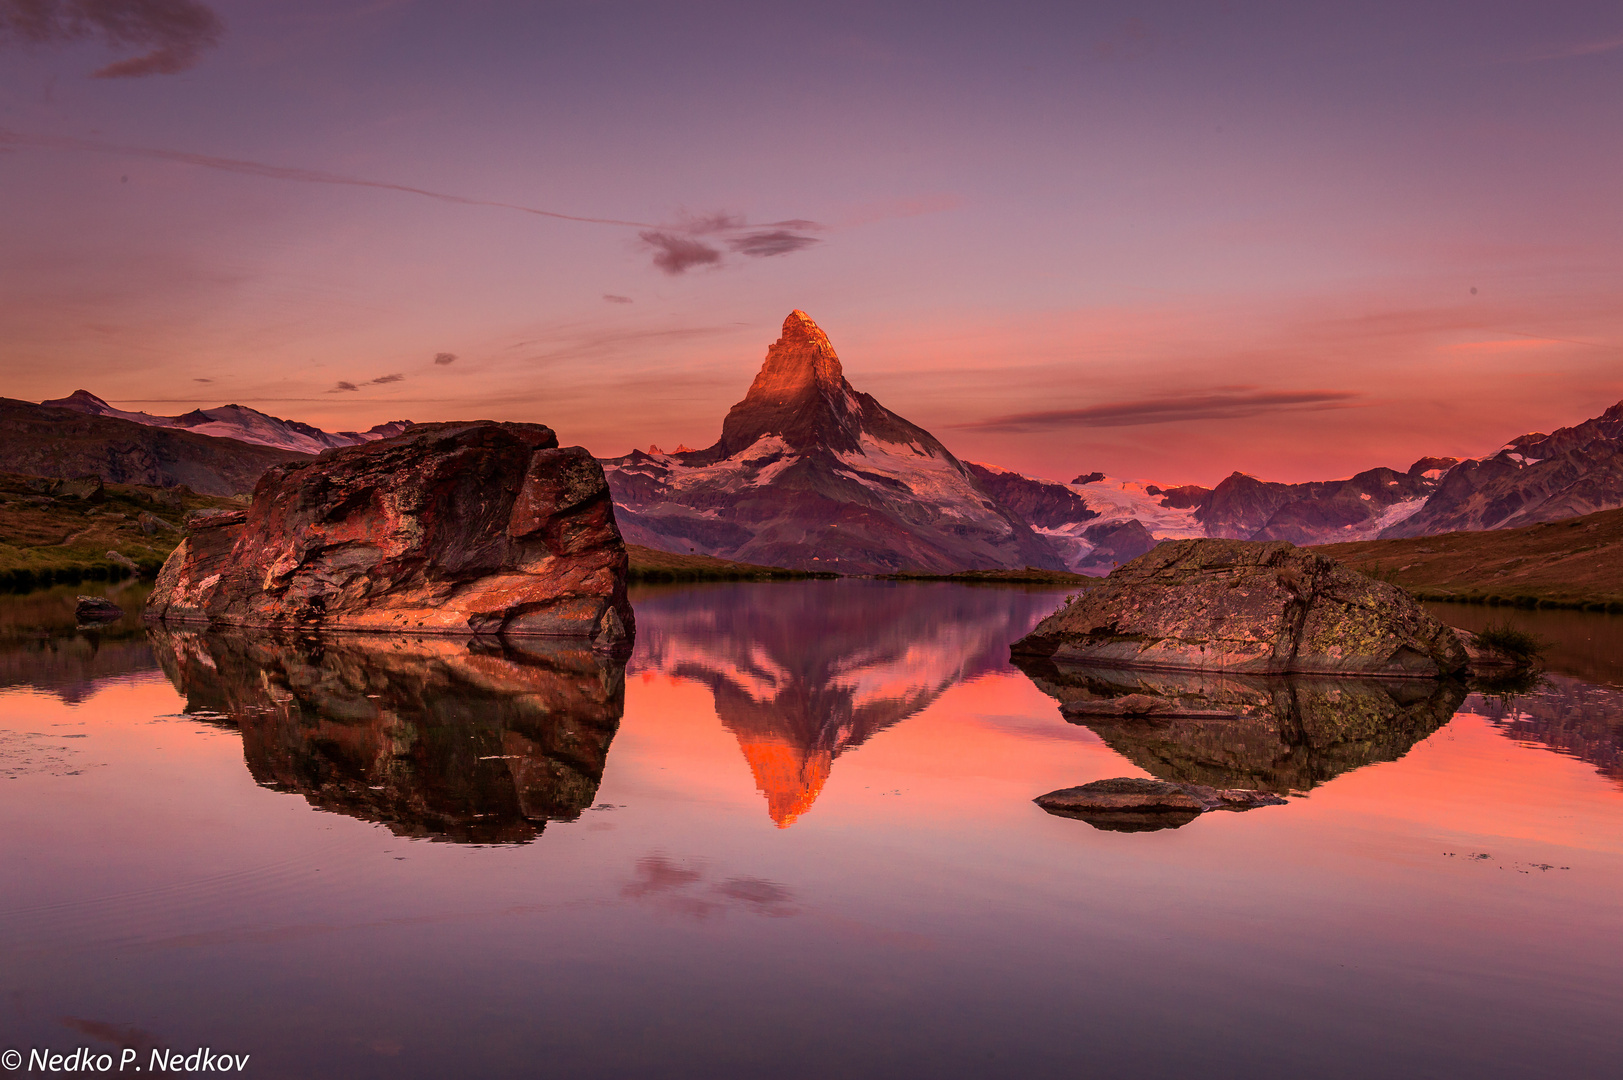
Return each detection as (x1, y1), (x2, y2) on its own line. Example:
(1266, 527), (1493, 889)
(0, 127), (658, 228)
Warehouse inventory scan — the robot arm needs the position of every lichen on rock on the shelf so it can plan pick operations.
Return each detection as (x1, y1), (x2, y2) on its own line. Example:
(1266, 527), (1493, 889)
(1012, 538), (1468, 678)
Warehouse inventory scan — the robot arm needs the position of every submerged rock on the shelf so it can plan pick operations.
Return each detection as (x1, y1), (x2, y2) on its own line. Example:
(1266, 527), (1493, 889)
(144, 421), (635, 651)
(1034, 777), (1286, 832)
(74, 595), (123, 622)
(1012, 538), (1468, 677)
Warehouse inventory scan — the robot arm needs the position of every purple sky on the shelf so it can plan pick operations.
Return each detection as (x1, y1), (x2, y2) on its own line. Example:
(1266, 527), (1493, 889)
(3, 0), (1622, 484)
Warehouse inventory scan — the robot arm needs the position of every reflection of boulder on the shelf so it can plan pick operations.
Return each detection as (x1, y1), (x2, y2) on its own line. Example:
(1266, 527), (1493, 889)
(0, 584), (156, 703)
(1015, 657), (1464, 793)
(630, 581), (1065, 826)
(1014, 539), (1468, 677)
(149, 628), (624, 843)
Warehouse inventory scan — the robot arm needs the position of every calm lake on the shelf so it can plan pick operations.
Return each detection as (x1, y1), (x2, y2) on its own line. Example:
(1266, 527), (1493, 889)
(2, 581), (1620, 1079)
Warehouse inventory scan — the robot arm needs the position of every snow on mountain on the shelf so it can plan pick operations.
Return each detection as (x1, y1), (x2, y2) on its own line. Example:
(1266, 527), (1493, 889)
(601, 311), (1065, 575)
(39, 390), (412, 456)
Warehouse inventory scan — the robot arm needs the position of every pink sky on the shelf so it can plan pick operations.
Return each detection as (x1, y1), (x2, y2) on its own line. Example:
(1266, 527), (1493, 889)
(3, 1), (1622, 484)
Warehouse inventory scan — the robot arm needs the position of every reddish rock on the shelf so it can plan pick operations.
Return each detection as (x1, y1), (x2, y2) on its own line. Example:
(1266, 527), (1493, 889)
(1034, 777), (1287, 832)
(145, 421), (634, 650)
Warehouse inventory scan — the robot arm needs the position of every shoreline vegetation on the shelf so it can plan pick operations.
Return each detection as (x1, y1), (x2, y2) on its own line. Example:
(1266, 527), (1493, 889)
(0, 472), (237, 592)
(626, 545), (837, 583)
(5, 465), (1620, 608)
(1314, 506), (1623, 611)
(876, 567), (1096, 585)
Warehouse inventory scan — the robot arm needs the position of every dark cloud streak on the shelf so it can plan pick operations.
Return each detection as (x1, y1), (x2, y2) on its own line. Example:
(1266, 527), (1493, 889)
(728, 230), (820, 257)
(433, 352), (456, 365)
(0, 0), (223, 77)
(640, 231), (722, 275)
(0, 127), (658, 227)
(959, 388), (1362, 431)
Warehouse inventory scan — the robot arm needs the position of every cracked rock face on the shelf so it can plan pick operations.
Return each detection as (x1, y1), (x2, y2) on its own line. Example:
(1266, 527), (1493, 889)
(1012, 538), (1468, 677)
(144, 421), (634, 651)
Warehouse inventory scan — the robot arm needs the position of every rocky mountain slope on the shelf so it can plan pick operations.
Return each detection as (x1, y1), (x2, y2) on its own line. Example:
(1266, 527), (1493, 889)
(601, 311), (1065, 574)
(42, 390), (410, 455)
(0, 397), (309, 495)
(989, 399), (1623, 555)
(1380, 402), (1623, 537)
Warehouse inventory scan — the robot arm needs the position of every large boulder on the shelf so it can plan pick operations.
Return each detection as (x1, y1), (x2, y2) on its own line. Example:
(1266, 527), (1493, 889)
(145, 421), (634, 651)
(1012, 538), (1468, 677)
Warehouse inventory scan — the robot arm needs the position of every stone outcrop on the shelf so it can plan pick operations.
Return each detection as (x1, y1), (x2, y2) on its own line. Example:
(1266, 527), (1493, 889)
(1034, 777), (1286, 832)
(1012, 538), (1468, 677)
(74, 595), (123, 622)
(145, 421), (634, 650)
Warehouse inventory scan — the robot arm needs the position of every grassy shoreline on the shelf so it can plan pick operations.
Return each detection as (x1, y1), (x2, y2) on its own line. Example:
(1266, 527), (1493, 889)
(0, 473), (236, 593)
(1314, 506), (1623, 611)
(626, 545), (838, 583)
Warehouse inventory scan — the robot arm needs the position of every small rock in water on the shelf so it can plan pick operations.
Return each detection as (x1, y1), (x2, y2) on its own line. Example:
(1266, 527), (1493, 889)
(75, 596), (123, 622)
(1034, 776), (1285, 832)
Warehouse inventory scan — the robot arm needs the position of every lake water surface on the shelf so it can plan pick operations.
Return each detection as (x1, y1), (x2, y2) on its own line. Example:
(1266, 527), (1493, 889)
(2, 581), (1620, 1079)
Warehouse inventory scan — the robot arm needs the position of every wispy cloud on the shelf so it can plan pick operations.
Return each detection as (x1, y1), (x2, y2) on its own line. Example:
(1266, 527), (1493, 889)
(370, 373), (404, 384)
(958, 387), (1362, 431)
(603, 294), (633, 304)
(1517, 35), (1623, 64)
(1, 126), (826, 274)
(641, 216), (822, 273)
(329, 381), (359, 393)
(640, 231), (723, 275)
(0, 0), (223, 77)
(433, 352), (456, 365)
(0, 127), (658, 227)
(728, 230), (820, 257)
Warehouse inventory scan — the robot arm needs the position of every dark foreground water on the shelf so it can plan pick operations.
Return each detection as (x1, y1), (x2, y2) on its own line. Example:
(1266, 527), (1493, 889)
(1, 581), (1620, 1079)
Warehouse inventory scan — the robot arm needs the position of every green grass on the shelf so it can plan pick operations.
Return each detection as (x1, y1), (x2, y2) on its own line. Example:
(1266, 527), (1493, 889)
(1475, 620), (1548, 661)
(1315, 506), (1623, 610)
(0, 473), (239, 592)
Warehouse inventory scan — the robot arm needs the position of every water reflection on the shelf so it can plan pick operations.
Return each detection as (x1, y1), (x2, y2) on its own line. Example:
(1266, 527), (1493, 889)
(0, 582), (155, 702)
(628, 581), (1066, 825)
(148, 628), (625, 843)
(1013, 658), (1466, 794)
(1467, 674), (1623, 790)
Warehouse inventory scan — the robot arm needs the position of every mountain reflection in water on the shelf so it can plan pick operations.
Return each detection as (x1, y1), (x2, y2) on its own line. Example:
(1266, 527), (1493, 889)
(148, 628), (625, 843)
(1014, 658), (1467, 794)
(627, 581), (1066, 825)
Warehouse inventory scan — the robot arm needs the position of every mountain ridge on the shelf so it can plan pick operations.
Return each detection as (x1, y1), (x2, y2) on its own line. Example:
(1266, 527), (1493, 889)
(602, 311), (1066, 574)
(41, 390), (412, 456)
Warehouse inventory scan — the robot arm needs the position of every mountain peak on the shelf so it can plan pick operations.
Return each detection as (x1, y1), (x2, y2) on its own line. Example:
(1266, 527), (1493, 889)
(712, 310), (859, 456)
(741, 310), (844, 406)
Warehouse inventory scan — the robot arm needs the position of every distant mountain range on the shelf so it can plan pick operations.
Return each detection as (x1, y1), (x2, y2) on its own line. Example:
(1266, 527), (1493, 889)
(13, 318), (1623, 572)
(0, 397), (309, 496)
(41, 390), (411, 455)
